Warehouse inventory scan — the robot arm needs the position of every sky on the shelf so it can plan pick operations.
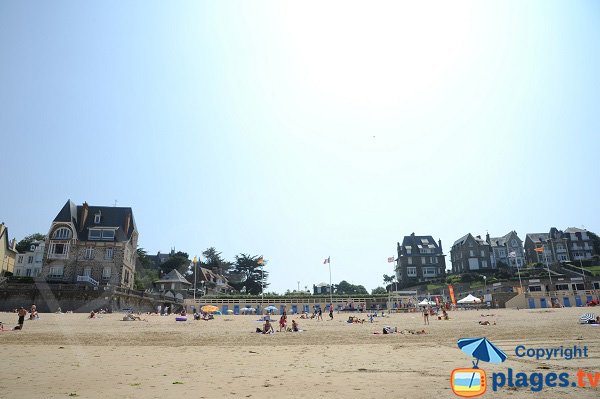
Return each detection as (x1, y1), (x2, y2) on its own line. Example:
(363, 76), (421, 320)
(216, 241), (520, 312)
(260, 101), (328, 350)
(1, 1), (599, 293)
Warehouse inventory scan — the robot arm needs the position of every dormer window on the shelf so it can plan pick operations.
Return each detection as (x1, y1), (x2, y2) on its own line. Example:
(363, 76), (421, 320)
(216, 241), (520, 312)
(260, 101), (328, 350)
(89, 229), (116, 240)
(94, 213), (101, 224)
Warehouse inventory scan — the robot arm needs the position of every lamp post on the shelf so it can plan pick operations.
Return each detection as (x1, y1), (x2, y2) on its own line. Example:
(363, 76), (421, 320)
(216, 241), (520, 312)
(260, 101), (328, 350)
(193, 256), (197, 302)
(483, 275), (487, 293)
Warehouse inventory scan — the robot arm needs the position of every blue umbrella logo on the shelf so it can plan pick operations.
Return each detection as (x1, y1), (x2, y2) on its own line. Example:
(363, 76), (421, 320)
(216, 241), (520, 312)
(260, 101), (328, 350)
(456, 337), (507, 391)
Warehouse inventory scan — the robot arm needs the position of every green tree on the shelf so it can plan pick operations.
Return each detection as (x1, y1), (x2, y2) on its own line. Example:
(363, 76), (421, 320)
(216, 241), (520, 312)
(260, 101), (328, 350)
(336, 280), (368, 295)
(228, 254), (268, 295)
(15, 233), (46, 253)
(201, 247), (233, 276)
(371, 286), (387, 295)
(134, 268), (159, 290)
(160, 251), (190, 275)
(136, 248), (154, 268)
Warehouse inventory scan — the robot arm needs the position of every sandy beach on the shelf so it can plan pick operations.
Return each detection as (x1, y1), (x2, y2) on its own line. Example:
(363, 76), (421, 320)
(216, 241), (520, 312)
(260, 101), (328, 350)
(1, 307), (599, 398)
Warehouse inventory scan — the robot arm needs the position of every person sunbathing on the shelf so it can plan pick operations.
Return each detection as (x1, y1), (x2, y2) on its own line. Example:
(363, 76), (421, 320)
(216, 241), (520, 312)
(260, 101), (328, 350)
(88, 311), (96, 319)
(263, 319), (274, 334)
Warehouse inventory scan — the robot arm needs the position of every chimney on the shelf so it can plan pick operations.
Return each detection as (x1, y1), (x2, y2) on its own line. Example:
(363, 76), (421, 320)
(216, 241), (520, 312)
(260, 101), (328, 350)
(485, 233), (490, 244)
(10, 238), (17, 251)
(476, 235), (481, 239)
(80, 202), (89, 232)
(124, 212), (131, 235)
(438, 239), (443, 252)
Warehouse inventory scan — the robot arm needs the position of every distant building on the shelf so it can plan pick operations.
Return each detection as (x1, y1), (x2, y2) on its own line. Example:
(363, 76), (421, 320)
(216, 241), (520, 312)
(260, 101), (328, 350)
(396, 233), (446, 288)
(154, 269), (192, 293)
(198, 267), (234, 295)
(14, 240), (45, 277)
(146, 248), (177, 269)
(313, 282), (332, 295)
(486, 231), (525, 269)
(525, 227), (595, 265)
(450, 233), (494, 273)
(0, 223), (18, 276)
(41, 200), (139, 288)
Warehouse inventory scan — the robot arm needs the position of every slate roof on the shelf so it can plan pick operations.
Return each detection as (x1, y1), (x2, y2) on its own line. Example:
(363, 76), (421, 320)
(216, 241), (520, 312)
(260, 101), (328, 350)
(52, 200), (136, 242)
(526, 233), (549, 244)
(564, 227), (587, 234)
(453, 233), (470, 247)
(401, 234), (441, 253)
(155, 269), (192, 285)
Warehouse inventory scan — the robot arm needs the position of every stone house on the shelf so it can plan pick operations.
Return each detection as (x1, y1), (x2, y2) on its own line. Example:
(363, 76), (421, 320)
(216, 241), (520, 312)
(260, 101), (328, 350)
(154, 269), (192, 293)
(41, 200), (138, 288)
(0, 222), (18, 276)
(525, 227), (596, 265)
(450, 233), (494, 274)
(395, 233), (446, 288)
(486, 231), (525, 269)
(198, 267), (234, 295)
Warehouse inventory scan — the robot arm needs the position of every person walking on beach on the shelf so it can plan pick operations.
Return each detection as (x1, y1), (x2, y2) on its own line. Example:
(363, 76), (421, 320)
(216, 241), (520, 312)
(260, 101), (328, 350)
(16, 307), (27, 330)
(329, 306), (334, 320)
(423, 307), (429, 325)
(317, 308), (323, 321)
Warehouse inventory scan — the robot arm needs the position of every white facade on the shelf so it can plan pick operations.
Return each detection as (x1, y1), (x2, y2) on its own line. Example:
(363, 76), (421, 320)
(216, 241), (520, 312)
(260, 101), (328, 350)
(14, 240), (45, 277)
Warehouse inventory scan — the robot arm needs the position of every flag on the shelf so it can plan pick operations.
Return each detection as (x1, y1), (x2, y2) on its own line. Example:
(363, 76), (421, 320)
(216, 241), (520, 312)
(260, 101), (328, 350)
(323, 257), (330, 264)
(508, 251), (516, 258)
(387, 257), (395, 263)
(448, 284), (456, 306)
(257, 257), (264, 266)
(534, 246), (544, 253)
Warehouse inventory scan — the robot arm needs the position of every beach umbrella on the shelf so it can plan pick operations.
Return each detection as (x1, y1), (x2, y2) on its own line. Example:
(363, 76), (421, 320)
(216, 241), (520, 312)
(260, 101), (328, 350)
(265, 305), (278, 312)
(457, 337), (507, 365)
(227, 310), (234, 314)
(201, 305), (219, 313)
(457, 337), (507, 389)
(579, 313), (595, 324)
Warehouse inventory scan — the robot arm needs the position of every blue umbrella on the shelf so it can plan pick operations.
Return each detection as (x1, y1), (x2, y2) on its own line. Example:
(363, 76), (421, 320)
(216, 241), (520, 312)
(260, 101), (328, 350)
(458, 337), (507, 365)
(457, 337), (507, 388)
(265, 305), (278, 312)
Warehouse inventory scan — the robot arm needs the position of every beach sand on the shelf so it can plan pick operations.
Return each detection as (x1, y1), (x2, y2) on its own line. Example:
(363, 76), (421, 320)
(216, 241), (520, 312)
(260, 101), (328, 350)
(1, 308), (599, 398)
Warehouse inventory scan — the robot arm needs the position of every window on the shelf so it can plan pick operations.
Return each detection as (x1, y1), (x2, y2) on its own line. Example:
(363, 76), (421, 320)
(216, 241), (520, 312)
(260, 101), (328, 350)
(83, 267), (92, 277)
(124, 270), (130, 284)
(558, 254), (568, 262)
(469, 250), (474, 257)
(482, 260), (488, 268)
(423, 267), (436, 276)
(498, 249), (505, 257)
(17, 255), (23, 264)
(406, 267), (417, 277)
(572, 283), (584, 291)
(528, 285), (542, 292)
(407, 257), (413, 265)
(27, 256), (33, 264)
(25, 269), (32, 277)
(594, 282), (600, 290)
(511, 239), (517, 246)
(84, 247), (94, 259)
(53, 227), (71, 239)
(49, 266), (64, 277)
(420, 238), (429, 245)
(94, 213), (101, 224)
(89, 229), (115, 240)
(480, 250), (485, 257)
(15, 269), (21, 276)
(421, 257), (426, 265)
(50, 243), (68, 256)
(406, 247), (412, 255)
(555, 284), (569, 291)
(105, 248), (113, 259)
(102, 266), (111, 279)
(469, 241), (473, 247)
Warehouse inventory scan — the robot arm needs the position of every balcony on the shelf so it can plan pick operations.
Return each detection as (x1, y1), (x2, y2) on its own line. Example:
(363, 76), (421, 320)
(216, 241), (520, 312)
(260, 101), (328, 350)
(47, 253), (69, 260)
(77, 275), (99, 286)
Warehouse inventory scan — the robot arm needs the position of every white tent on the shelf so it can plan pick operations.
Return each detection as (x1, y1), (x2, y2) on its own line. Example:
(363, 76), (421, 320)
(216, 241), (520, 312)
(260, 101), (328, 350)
(457, 294), (482, 304)
(418, 299), (435, 306)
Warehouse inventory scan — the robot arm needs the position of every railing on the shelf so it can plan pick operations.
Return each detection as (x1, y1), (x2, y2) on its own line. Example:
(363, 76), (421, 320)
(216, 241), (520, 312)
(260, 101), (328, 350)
(77, 275), (99, 286)
(47, 253), (69, 259)
(525, 290), (599, 298)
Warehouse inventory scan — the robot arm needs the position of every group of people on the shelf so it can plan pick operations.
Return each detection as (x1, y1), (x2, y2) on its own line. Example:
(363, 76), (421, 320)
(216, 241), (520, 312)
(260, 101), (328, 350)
(5, 305), (38, 330)
(422, 306), (449, 325)
(257, 310), (301, 333)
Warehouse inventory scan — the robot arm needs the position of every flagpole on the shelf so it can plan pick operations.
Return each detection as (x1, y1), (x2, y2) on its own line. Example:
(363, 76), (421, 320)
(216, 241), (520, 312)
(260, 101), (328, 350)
(328, 257), (333, 309)
(261, 263), (264, 301)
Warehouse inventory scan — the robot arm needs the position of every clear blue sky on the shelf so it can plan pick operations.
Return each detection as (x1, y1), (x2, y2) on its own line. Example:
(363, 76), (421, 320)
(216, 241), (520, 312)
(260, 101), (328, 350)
(1, 1), (599, 293)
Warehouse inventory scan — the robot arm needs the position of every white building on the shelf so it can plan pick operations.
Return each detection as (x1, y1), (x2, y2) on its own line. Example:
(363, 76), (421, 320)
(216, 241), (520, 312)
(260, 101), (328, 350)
(14, 240), (45, 277)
